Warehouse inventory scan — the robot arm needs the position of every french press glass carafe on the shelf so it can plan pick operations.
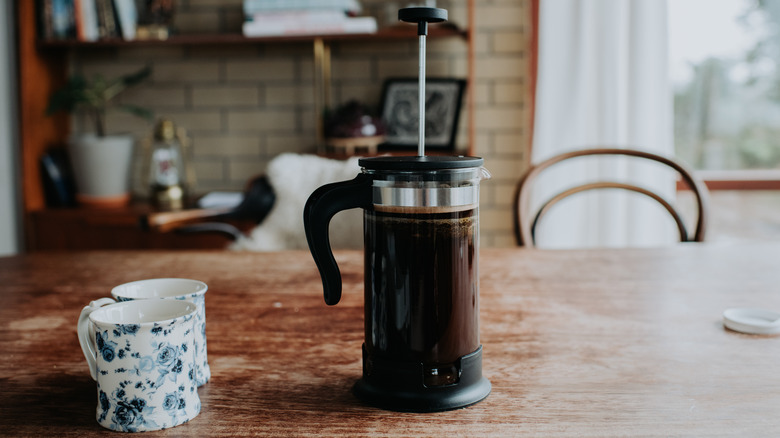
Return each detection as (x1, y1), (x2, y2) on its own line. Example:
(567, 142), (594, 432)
(304, 156), (491, 412)
(303, 7), (491, 412)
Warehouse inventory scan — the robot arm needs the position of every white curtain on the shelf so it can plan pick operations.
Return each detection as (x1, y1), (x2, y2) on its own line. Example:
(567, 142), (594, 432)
(531, 0), (677, 248)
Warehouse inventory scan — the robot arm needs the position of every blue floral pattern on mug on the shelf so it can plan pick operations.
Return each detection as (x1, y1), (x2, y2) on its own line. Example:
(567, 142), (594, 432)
(93, 316), (200, 432)
(114, 324), (140, 336)
(96, 331), (117, 363)
(115, 285), (210, 386)
(189, 293), (210, 386)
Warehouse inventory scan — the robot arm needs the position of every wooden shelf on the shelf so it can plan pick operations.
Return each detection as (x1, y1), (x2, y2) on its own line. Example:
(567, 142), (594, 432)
(28, 203), (254, 250)
(36, 24), (467, 48)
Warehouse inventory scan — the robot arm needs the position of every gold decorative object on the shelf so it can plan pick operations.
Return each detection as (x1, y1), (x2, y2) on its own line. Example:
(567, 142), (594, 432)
(142, 118), (193, 211)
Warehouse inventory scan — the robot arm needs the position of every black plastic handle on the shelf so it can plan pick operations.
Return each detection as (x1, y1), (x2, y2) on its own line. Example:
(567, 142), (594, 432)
(303, 173), (373, 305)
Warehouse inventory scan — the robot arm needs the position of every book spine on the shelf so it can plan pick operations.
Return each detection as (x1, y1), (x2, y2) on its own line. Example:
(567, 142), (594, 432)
(74, 0), (84, 39)
(38, 0), (55, 39)
(112, 0), (137, 40)
(245, 10), (348, 24)
(242, 16), (376, 37)
(243, 0), (361, 15)
(110, 0), (125, 39)
(95, 0), (118, 38)
(74, 0), (99, 41)
(50, 0), (76, 39)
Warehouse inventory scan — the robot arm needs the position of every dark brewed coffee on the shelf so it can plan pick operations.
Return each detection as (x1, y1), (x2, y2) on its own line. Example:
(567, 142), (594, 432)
(364, 207), (479, 385)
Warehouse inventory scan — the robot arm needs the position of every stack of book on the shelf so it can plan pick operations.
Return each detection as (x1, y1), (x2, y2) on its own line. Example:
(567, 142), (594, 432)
(242, 0), (377, 37)
(39, 0), (137, 41)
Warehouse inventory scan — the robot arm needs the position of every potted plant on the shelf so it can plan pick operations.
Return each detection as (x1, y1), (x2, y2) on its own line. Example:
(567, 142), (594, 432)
(47, 65), (153, 208)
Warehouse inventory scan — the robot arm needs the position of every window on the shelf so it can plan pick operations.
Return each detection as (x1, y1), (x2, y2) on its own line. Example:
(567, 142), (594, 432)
(670, 0), (780, 188)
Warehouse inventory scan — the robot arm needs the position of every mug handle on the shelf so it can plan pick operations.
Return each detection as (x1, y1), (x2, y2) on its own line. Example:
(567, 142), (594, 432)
(303, 173), (372, 306)
(77, 298), (117, 381)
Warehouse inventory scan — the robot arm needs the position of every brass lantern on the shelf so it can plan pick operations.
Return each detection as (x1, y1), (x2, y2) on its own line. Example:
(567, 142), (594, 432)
(143, 118), (193, 211)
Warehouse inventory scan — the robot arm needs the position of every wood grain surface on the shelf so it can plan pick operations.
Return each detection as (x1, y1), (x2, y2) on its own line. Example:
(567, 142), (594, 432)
(1, 245), (780, 436)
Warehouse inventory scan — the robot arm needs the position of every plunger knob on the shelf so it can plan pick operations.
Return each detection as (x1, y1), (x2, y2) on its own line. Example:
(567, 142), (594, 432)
(399, 7), (448, 36)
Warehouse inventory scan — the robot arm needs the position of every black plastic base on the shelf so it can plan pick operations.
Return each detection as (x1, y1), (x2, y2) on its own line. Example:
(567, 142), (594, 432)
(353, 345), (491, 412)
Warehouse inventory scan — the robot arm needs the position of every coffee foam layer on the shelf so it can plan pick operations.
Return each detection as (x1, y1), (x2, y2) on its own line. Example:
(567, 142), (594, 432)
(372, 203), (478, 214)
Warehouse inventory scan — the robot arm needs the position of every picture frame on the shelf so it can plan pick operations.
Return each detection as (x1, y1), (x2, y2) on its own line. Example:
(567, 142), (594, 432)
(379, 78), (466, 151)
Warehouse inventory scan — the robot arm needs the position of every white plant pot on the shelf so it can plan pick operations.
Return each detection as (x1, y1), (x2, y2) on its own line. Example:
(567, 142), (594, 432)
(68, 134), (135, 208)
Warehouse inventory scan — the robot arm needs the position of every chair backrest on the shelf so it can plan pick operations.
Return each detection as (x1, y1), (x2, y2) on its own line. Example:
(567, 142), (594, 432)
(513, 148), (710, 247)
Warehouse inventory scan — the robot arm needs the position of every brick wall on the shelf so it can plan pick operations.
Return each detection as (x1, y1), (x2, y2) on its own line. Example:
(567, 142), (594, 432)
(71, 0), (533, 247)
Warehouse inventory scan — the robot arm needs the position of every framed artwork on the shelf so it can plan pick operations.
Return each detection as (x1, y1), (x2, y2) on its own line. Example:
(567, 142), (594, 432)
(379, 78), (466, 151)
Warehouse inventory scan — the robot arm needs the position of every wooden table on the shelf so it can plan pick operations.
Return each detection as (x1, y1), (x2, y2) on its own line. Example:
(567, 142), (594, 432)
(2, 245), (779, 436)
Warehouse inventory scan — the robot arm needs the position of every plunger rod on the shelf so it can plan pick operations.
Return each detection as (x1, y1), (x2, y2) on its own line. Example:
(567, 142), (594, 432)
(418, 33), (426, 157)
(399, 7), (447, 158)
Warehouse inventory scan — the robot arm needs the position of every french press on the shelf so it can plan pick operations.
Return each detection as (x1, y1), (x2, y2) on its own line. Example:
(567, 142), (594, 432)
(304, 7), (491, 412)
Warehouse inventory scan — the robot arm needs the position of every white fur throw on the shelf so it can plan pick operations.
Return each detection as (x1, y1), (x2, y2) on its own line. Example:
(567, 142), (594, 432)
(231, 153), (363, 251)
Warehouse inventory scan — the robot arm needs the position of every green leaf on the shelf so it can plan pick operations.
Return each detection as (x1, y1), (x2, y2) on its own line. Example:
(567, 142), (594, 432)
(122, 65), (152, 87)
(46, 75), (88, 115)
(119, 104), (154, 121)
(45, 65), (153, 135)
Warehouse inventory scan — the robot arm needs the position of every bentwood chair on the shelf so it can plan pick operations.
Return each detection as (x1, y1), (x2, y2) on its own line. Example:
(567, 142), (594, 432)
(513, 148), (710, 247)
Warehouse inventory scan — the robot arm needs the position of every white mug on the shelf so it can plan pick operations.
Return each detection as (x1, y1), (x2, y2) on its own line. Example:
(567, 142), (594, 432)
(78, 299), (201, 432)
(109, 278), (211, 387)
